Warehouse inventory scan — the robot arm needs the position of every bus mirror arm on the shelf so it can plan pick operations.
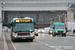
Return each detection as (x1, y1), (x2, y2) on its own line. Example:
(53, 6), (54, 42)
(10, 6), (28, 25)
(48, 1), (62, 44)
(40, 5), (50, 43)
(10, 23), (14, 26)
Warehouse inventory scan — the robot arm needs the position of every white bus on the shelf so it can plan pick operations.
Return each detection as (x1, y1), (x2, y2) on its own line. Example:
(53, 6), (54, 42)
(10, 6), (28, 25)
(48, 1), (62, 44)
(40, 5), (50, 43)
(10, 17), (35, 42)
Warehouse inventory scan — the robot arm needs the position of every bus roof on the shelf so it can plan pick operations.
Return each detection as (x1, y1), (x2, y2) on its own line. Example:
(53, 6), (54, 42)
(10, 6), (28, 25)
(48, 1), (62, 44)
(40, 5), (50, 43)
(12, 17), (33, 20)
(11, 17), (34, 23)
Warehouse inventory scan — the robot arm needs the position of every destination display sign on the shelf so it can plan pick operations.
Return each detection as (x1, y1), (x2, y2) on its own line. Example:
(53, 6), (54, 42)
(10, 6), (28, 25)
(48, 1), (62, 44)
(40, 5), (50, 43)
(15, 20), (32, 23)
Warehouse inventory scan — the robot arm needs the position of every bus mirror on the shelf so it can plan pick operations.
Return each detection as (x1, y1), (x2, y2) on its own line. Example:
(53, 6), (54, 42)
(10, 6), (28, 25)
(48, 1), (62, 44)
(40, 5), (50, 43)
(10, 23), (13, 26)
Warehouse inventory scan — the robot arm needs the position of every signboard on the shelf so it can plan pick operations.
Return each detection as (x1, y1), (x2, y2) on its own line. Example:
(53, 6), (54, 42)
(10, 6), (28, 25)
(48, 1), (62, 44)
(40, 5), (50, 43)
(15, 20), (32, 23)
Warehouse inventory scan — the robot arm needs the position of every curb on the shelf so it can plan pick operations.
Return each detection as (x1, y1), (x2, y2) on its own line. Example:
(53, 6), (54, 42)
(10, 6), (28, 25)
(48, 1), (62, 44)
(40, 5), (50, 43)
(3, 34), (8, 50)
(66, 34), (75, 36)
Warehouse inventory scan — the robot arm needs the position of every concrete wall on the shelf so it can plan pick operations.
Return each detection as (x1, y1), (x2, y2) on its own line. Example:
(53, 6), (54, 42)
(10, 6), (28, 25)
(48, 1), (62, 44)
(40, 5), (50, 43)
(1, 3), (69, 11)
(3, 11), (67, 24)
(0, 0), (74, 11)
(0, 0), (75, 2)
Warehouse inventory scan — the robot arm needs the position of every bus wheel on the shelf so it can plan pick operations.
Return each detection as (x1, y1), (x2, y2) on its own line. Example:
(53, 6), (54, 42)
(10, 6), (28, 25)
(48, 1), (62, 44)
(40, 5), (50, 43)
(12, 39), (15, 42)
(30, 39), (33, 42)
(11, 38), (16, 42)
(62, 35), (63, 37)
(64, 34), (66, 37)
(62, 34), (66, 37)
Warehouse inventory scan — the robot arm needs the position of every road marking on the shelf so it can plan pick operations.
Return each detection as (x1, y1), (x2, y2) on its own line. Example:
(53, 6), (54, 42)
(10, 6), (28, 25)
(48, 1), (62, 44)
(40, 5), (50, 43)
(55, 48), (60, 50)
(5, 34), (17, 50)
(35, 40), (60, 50)
(3, 34), (8, 50)
(11, 41), (17, 50)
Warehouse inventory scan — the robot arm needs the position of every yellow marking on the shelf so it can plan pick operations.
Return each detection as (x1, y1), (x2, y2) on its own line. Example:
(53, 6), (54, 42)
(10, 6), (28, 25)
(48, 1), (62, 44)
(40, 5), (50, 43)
(16, 20), (19, 22)
(19, 20), (30, 22)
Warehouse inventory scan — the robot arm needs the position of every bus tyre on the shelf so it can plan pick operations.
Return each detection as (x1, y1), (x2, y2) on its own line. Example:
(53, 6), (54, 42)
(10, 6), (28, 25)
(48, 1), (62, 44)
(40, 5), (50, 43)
(11, 37), (16, 42)
(30, 39), (33, 42)
(64, 34), (66, 37)
(62, 35), (63, 37)
(54, 34), (56, 37)
(11, 39), (15, 42)
(62, 34), (66, 37)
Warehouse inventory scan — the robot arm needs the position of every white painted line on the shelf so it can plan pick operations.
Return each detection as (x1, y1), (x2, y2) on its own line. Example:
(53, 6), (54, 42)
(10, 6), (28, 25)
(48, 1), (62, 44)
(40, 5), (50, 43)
(45, 44), (49, 46)
(11, 41), (17, 50)
(35, 40), (60, 50)
(4, 34), (17, 50)
(56, 48), (60, 50)
(3, 34), (8, 50)
(36, 40), (45, 44)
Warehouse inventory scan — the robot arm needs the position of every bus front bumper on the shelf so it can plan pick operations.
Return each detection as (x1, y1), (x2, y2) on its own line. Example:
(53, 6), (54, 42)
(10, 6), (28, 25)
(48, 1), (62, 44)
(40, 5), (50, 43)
(12, 36), (35, 40)
(55, 33), (66, 35)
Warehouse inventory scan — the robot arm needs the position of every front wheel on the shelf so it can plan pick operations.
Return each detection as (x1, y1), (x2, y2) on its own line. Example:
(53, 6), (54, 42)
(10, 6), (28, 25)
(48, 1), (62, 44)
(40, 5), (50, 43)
(62, 34), (66, 37)
(30, 39), (33, 42)
(11, 38), (16, 42)
(64, 34), (66, 37)
(11, 36), (16, 42)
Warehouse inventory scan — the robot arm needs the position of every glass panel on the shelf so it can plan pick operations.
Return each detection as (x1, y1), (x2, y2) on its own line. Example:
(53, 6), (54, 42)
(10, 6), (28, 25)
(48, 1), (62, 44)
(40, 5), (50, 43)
(13, 23), (34, 32)
(55, 25), (65, 29)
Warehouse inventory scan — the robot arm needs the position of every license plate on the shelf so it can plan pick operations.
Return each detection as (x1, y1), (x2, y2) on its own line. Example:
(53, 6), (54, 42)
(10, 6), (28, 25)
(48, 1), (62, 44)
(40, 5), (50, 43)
(22, 38), (26, 39)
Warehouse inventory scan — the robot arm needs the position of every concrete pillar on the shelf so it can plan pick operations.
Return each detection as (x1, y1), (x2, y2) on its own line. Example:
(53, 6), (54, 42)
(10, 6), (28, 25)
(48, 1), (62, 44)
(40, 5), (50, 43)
(0, 3), (2, 36)
(67, 11), (74, 22)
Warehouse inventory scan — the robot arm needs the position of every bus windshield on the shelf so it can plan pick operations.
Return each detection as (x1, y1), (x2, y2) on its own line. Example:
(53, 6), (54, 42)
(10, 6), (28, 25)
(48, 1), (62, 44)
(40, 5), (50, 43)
(55, 25), (65, 29)
(13, 23), (34, 32)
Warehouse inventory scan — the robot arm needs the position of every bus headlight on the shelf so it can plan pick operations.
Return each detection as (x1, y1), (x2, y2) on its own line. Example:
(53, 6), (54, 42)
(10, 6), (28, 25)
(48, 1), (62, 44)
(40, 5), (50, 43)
(56, 31), (58, 33)
(63, 31), (65, 33)
(14, 36), (17, 38)
(12, 33), (14, 35)
(34, 33), (35, 35)
(50, 31), (52, 33)
(30, 33), (34, 37)
(12, 33), (17, 36)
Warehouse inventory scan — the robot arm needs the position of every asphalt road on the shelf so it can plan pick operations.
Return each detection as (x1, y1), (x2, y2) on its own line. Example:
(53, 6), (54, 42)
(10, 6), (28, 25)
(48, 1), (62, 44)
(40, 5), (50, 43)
(4, 32), (75, 50)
